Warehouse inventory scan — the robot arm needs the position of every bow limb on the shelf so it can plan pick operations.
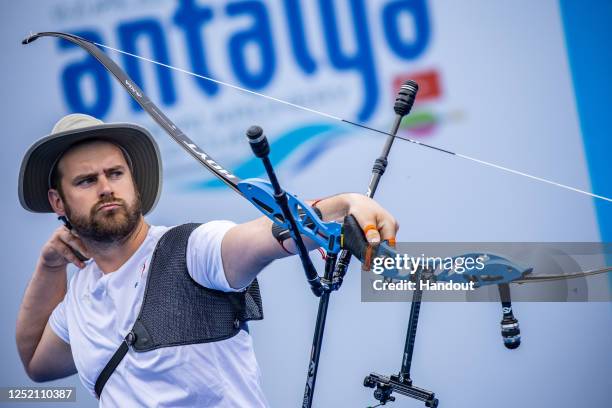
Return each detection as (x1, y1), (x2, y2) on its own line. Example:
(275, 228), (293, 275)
(513, 266), (612, 284)
(23, 31), (243, 194)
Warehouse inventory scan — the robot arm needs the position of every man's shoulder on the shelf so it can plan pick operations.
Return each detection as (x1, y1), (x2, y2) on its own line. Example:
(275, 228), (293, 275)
(153, 222), (235, 240)
(148, 222), (236, 258)
(148, 224), (171, 240)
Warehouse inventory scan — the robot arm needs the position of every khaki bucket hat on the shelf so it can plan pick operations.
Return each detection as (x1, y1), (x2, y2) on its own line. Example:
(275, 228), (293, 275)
(19, 113), (162, 215)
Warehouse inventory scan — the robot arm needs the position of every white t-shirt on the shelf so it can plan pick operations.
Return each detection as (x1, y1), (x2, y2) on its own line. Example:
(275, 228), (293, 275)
(49, 222), (269, 407)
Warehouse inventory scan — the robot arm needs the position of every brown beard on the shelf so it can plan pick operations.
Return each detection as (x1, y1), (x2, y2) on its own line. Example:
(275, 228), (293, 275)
(65, 194), (142, 244)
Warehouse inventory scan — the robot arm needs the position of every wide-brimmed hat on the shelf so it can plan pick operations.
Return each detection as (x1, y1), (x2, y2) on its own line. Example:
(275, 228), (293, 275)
(19, 113), (162, 215)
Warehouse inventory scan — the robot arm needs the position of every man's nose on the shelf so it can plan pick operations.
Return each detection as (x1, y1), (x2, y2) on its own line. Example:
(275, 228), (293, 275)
(97, 175), (114, 197)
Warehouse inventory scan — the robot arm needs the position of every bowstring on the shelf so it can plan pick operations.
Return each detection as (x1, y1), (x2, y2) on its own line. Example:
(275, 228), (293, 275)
(92, 40), (612, 204)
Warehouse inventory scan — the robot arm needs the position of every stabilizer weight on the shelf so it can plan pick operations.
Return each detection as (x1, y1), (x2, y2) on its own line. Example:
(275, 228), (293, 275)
(498, 283), (521, 349)
(501, 314), (521, 349)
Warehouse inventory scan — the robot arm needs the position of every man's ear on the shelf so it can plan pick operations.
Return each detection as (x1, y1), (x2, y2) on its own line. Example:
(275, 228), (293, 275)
(48, 189), (66, 216)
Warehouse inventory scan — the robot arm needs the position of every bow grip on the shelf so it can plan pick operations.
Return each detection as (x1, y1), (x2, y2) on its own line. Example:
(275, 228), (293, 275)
(340, 214), (366, 258)
(341, 214), (400, 274)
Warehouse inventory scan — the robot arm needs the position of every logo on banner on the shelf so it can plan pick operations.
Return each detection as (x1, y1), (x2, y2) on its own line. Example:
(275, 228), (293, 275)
(58, 0), (431, 122)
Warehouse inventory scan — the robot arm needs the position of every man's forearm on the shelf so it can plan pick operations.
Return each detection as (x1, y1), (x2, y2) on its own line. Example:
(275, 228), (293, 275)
(16, 261), (67, 371)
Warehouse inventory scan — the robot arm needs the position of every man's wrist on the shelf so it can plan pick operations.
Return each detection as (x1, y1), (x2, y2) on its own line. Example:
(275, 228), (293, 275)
(332, 193), (359, 218)
(36, 259), (67, 275)
(342, 192), (361, 209)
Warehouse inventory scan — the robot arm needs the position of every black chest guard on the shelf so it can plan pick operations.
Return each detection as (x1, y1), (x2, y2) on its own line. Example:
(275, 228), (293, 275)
(94, 223), (263, 398)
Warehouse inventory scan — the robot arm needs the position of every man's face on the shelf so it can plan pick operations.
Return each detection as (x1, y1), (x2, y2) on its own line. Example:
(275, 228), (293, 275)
(49, 140), (142, 243)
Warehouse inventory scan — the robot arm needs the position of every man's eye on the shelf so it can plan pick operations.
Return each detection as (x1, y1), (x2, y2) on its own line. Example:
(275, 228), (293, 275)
(78, 178), (95, 186)
(110, 171), (123, 178)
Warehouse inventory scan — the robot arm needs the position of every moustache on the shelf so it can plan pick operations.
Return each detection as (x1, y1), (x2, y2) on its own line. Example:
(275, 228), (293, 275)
(93, 198), (127, 213)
